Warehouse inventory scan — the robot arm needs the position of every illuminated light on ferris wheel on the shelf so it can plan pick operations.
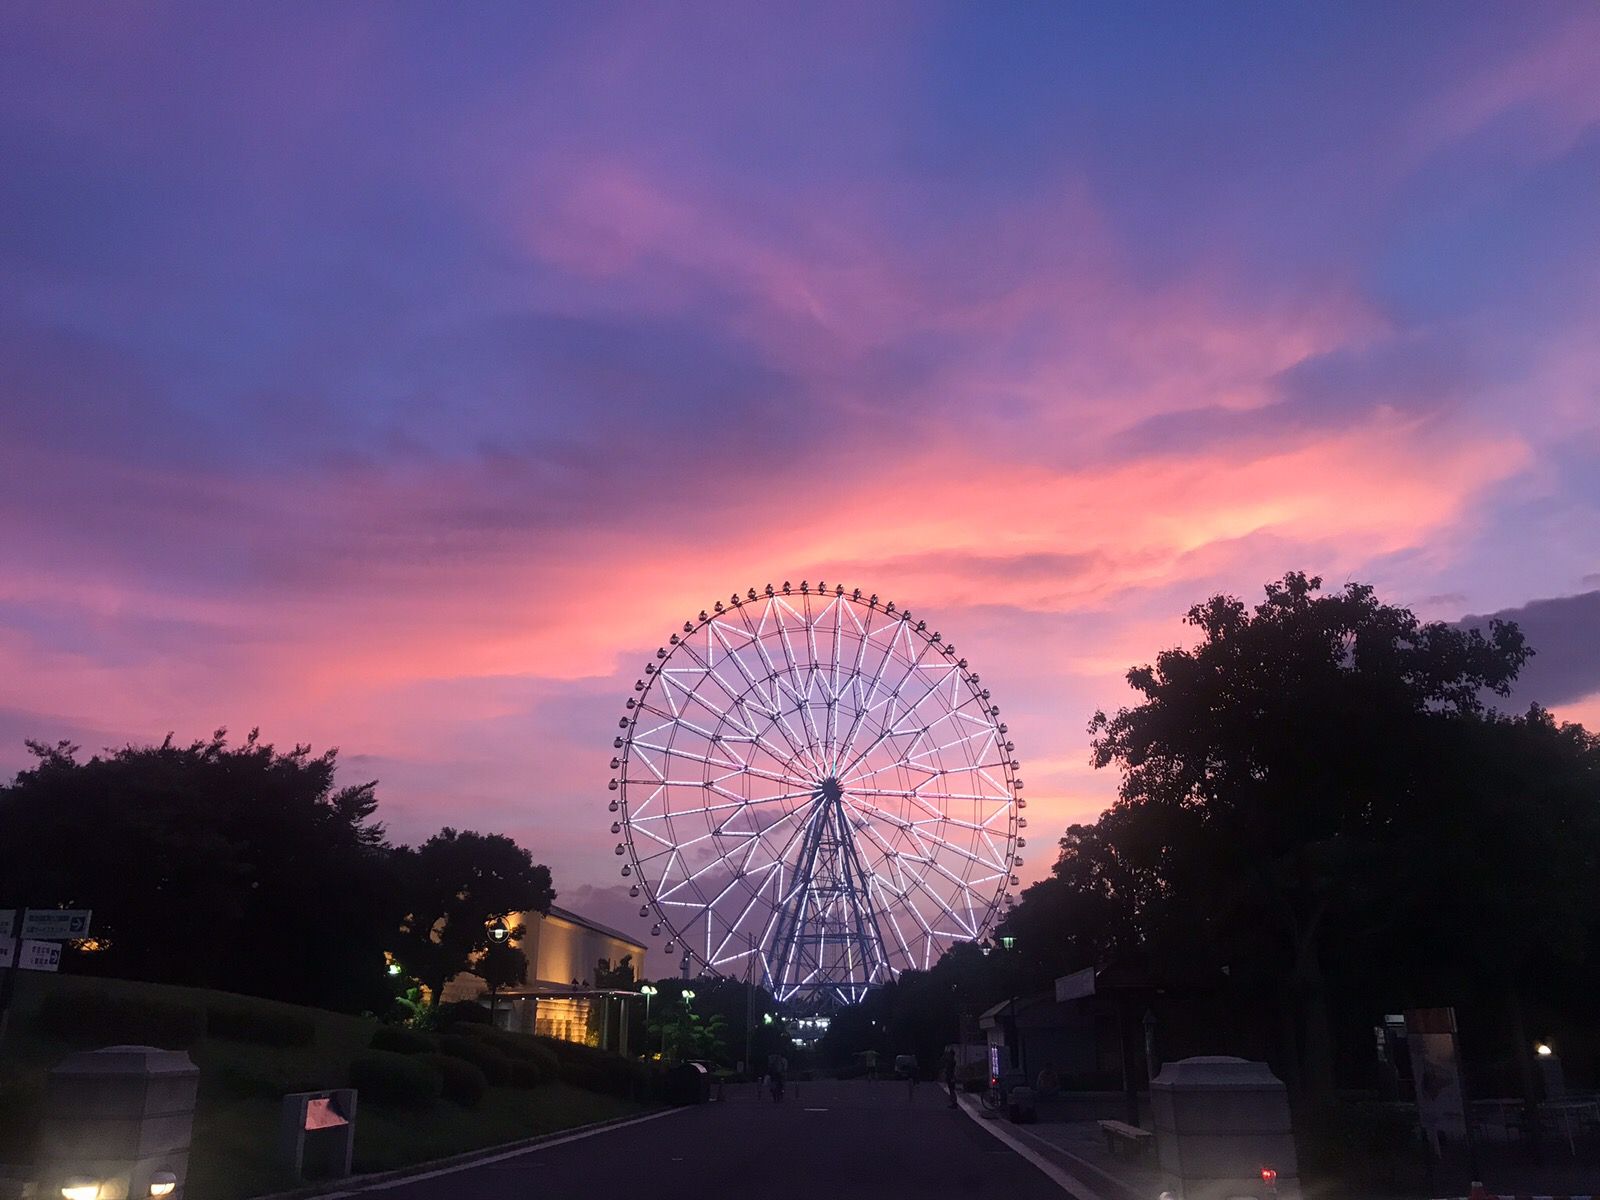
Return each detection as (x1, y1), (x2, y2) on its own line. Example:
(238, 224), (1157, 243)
(608, 582), (1024, 1006)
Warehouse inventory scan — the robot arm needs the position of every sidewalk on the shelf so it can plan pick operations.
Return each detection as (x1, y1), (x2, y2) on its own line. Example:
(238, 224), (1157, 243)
(958, 1095), (1161, 1200)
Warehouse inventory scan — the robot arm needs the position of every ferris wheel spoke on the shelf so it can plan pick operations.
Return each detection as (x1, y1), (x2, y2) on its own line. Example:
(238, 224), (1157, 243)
(668, 632), (818, 776)
(828, 610), (898, 771)
(773, 597), (828, 765)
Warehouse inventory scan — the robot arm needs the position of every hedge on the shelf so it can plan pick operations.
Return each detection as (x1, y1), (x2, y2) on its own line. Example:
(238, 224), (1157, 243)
(349, 1050), (443, 1108)
(417, 1053), (489, 1107)
(434, 1000), (492, 1029)
(459, 1027), (560, 1077)
(37, 992), (204, 1048)
(205, 1004), (316, 1047)
(370, 1025), (434, 1055)
(436, 1035), (511, 1085)
(506, 1058), (546, 1089)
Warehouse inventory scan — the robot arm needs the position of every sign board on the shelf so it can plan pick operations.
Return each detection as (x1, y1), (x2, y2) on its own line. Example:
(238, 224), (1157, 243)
(20, 909), (92, 940)
(0, 938), (62, 972)
(1406, 1007), (1466, 1153)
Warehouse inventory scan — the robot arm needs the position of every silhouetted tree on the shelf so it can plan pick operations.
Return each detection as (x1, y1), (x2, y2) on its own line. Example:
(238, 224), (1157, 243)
(594, 955), (635, 988)
(392, 828), (554, 1007)
(476, 941), (529, 1025)
(0, 730), (398, 1011)
(1084, 572), (1532, 1103)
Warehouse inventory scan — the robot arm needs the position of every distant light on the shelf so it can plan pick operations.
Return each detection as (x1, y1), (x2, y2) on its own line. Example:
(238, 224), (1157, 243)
(487, 918), (510, 944)
(999, 935), (1016, 951)
(763, 1013), (774, 1025)
(640, 984), (658, 996)
(149, 1172), (178, 1197)
(61, 1180), (100, 1200)
(387, 963), (402, 977)
(683, 989), (696, 1001)
(1260, 1167), (1278, 1185)
(1536, 1042), (1554, 1057)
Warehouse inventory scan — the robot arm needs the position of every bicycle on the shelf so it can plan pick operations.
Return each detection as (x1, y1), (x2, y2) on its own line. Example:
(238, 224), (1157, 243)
(979, 1077), (1004, 1114)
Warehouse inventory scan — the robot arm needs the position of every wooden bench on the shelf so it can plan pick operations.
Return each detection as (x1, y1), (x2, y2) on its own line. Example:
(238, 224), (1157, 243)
(1097, 1119), (1153, 1159)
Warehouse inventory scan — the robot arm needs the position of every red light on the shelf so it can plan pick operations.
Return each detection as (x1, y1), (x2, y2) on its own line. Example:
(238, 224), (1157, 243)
(1261, 1167), (1278, 1185)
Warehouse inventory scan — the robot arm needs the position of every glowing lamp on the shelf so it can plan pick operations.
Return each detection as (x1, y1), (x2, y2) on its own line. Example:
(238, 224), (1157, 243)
(386, 962), (402, 977)
(487, 918), (510, 944)
(1261, 1167), (1278, 1185)
(149, 1172), (178, 1197)
(61, 1179), (100, 1200)
(1536, 1042), (1554, 1057)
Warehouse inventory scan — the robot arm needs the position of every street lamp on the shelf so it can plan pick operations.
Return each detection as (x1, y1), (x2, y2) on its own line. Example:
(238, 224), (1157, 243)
(486, 918), (510, 944)
(682, 989), (696, 1003)
(148, 1173), (177, 1198)
(639, 984), (659, 1058)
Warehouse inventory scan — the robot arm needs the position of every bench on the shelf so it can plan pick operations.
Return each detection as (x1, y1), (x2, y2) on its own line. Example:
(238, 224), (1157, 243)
(1097, 1119), (1153, 1159)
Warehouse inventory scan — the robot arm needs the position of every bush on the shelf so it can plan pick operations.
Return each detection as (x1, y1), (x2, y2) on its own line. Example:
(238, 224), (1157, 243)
(205, 1004), (316, 1047)
(36, 992), (204, 1048)
(0, 1079), (43, 1165)
(370, 1025), (434, 1055)
(434, 1000), (491, 1029)
(437, 1035), (511, 1085)
(507, 1058), (546, 1088)
(349, 1050), (442, 1108)
(460, 1027), (560, 1076)
(417, 1053), (488, 1107)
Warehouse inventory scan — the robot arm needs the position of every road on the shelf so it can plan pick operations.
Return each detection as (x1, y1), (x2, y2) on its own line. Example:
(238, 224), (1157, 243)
(366, 1079), (1074, 1200)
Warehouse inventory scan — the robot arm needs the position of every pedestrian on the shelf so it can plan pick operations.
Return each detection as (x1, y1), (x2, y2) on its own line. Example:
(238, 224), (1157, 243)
(942, 1046), (958, 1109)
(767, 1050), (788, 1102)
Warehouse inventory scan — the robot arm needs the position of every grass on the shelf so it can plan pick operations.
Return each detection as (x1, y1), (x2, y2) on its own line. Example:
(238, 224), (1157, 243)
(1, 972), (649, 1200)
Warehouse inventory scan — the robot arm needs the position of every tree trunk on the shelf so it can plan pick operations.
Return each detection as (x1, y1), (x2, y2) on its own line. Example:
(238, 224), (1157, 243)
(1294, 935), (1336, 1106)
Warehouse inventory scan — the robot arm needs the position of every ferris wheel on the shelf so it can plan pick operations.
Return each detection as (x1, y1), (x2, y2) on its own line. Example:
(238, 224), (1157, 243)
(608, 582), (1025, 1005)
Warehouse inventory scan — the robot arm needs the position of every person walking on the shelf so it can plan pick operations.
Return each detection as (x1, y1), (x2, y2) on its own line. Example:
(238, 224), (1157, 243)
(941, 1046), (959, 1109)
(767, 1050), (788, 1102)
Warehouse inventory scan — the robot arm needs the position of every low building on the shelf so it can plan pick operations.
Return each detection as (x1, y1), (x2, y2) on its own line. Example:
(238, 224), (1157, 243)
(441, 904), (647, 1049)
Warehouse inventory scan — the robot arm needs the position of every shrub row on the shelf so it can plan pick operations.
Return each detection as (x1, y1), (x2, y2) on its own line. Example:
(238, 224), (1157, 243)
(363, 1020), (669, 1101)
(349, 1050), (442, 1108)
(36, 992), (315, 1048)
(415, 1053), (488, 1108)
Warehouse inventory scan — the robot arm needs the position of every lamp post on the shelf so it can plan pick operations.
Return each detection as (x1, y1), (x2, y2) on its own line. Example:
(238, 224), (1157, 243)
(982, 935), (1024, 1086)
(677, 989), (696, 1064)
(640, 985), (658, 1058)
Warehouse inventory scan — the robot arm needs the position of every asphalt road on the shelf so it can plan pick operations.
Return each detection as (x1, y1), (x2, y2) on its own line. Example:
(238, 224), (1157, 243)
(367, 1079), (1073, 1200)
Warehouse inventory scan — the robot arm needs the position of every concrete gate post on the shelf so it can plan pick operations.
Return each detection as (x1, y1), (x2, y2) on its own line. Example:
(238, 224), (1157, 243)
(1151, 1056), (1299, 1200)
(38, 1046), (199, 1200)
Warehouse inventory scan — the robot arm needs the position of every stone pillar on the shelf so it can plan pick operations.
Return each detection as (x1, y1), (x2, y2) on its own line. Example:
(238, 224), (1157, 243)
(38, 1046), (199, 1200)
(1151, 1056), (1299, 1200)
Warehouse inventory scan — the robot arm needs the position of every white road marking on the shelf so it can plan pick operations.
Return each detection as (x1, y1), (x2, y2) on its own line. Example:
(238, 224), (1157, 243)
(336, 1108), (688, 1194)
(953, 1096), (1111, 1200)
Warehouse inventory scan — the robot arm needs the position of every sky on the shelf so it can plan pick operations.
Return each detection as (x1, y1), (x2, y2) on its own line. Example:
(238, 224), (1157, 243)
(3, 2), (1599, 972)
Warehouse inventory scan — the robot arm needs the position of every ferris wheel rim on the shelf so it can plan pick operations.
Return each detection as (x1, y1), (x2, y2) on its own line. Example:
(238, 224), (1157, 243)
(610, 584), (1023, 1000)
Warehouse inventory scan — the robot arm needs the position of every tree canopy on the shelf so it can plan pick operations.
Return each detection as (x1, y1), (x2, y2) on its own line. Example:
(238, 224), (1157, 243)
(0, 730), (397, 1011)
(392, 827), (555, 1007)
(0, 730), (558, 1016)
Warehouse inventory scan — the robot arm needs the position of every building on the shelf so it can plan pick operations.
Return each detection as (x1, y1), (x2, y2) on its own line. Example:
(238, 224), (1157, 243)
(441, 904), (647, 1048)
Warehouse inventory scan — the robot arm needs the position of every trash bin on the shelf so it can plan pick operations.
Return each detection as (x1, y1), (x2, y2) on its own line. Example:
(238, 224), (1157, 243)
(666, 1061), (711, 1106)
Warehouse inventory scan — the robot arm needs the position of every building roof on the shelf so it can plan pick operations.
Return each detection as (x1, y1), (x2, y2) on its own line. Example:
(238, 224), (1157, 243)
(543, 903), (647, 952)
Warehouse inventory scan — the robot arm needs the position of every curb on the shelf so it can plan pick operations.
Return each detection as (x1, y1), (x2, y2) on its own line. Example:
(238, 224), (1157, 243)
(250, 1106), (680, 1200)
(952, 1094), (1116, 1200)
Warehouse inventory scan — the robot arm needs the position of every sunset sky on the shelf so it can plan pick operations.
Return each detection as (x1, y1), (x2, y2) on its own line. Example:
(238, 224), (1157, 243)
(3, 3), (1598, 967)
